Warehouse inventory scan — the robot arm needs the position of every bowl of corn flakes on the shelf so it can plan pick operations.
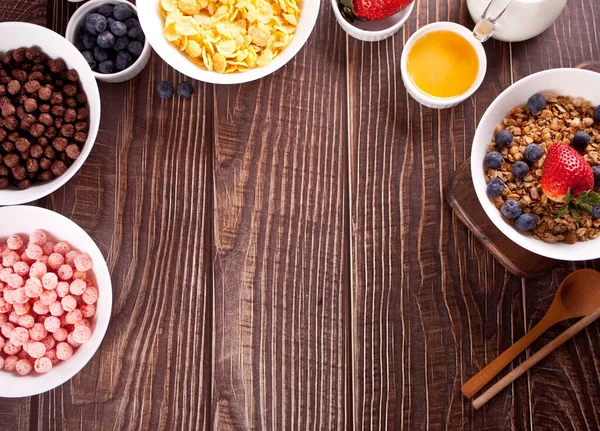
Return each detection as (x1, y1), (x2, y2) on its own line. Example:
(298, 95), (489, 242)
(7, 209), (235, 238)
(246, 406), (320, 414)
(137, 0), (319, 84)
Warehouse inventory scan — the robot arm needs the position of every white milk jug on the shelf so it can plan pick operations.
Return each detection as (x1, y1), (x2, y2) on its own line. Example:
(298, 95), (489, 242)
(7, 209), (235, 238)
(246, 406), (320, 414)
(467, 0), (567, 42)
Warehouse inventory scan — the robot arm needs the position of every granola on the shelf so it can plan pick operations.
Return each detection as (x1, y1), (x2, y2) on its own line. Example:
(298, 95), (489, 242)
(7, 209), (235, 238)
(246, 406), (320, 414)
(484, 95), (600, 244)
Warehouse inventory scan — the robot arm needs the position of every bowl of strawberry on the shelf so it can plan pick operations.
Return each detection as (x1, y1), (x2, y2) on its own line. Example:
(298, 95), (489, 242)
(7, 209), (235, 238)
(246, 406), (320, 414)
(332, 0), (415, 42)
(471, 68), (600, 261)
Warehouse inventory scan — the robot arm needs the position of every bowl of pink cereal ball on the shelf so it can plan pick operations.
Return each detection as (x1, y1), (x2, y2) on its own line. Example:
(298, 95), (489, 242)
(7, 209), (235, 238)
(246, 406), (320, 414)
(0, 205), (111, 398)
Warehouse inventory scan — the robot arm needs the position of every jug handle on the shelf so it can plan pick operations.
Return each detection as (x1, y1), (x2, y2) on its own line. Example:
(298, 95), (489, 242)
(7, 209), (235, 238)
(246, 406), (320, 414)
(473, 0), (514, 42)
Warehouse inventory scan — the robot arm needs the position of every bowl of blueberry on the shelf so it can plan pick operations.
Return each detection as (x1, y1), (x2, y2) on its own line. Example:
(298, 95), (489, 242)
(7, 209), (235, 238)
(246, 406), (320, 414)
(65, 0), (151, 83)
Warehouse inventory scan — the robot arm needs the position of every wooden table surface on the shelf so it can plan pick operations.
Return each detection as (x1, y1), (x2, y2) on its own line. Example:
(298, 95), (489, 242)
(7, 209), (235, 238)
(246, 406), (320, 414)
(2, 0), (600, 430)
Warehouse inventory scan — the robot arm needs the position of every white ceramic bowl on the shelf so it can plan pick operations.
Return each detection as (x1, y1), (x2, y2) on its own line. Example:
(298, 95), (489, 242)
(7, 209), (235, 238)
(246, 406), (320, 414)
(65, 0), (152, 83)
(0, 205), (112, 398)
(0, 22), (101, 206)
(136, 0), (319, 84)
(331, 0), (415, 42)
(471, 68), (600, 261)
(400, 22), (487, 109)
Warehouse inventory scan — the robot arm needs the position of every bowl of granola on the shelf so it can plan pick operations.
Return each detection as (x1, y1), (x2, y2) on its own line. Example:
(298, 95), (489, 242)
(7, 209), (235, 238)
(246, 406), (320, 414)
(471, 68), (600, 261)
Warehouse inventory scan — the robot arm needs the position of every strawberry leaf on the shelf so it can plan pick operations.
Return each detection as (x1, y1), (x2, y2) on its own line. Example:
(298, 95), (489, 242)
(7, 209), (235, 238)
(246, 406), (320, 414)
(553, 189), (600, 218)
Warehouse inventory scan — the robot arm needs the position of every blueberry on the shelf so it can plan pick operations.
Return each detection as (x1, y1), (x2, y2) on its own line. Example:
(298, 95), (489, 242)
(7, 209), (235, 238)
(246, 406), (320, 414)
(486, 177), (505, 197)
(124, 18), (140, 29)
(177, 81), (194, 99)
(74, 40), (85, 52)
(93, 46), (109, 63)
(515, 214), (536, 232)
(97, 4), (114, 17)
(110, 21), (128, 37)
(593, 166), (600, 188)
(593, 204), (600, 218)
(81, 50), (96, 70)
(113, 4), (133, 21)
(595, 106), (600, 124)
(98, 60), (115, 74)
(115, 51), (133, 71)
(494, 129), (513, 148)
(127, 26), (142, 39)
(524, 143), (543, 163)
(127, 41), (143, 57)
(501, 200), (522, 219)
(107, 17), (116, 27)
(97, 31), (115, 49)
(113, 36), (129, 52)
(527, 93), (546, 114)
(85, 13), (107, 35)
(512, 161), (529, 178)
(157, 81), (174, 99)
(82, 31), (97, 50)
(484, 151), (503, 168)
(572, 131), (591, 152)
(136, 34), (146, 45)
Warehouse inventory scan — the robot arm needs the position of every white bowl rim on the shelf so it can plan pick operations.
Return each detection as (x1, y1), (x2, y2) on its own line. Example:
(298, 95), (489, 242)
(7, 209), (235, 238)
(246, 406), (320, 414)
(0, 22), (101, 206)
(136, 0), (320, 84)
(64, 0), (152, 81)
(0, 205), (112, 398)
(471, 67), (600, 261)
(400, 21), (487, 107)
(330, 0), (415, 37)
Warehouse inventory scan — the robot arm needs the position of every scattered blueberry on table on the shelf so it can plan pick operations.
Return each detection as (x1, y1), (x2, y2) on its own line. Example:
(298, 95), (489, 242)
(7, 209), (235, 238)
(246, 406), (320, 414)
(177, 82), (194, 99)
(76, 3), (145, 74)
(494, 129), (513, 148)
(157, 81), (174, 98)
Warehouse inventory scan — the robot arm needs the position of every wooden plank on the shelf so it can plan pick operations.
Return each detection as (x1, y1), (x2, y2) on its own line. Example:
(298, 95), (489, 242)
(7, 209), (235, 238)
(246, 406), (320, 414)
(0, 0), (46, 26)
(210, 7), (350, 431)
(346, 1), (531, 428)
(26, 3), (214, 429)
(511, 1), (600, 429)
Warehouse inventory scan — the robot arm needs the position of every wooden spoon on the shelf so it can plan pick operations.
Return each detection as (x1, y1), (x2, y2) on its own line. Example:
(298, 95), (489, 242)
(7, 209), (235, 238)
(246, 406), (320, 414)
(462, 268), (600, 399)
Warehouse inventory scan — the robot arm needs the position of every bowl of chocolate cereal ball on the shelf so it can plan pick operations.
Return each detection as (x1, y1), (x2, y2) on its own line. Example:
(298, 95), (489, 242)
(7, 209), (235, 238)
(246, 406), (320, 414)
(0, 22), (101, 206)
(471, 68), (600, 261)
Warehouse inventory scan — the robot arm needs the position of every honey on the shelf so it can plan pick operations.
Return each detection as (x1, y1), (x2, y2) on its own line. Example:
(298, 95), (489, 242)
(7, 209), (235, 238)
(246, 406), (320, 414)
(406, 30), (479, 98)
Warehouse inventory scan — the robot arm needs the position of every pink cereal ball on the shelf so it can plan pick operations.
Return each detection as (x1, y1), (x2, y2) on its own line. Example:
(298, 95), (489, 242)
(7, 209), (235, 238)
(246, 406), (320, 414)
(56, 282), (70, 298)
(47, 253), (65, 270)
(0, 355), (3, 370)
(66, 332), (81, 348)
(44, 348), (59, 365)
(37, 256), (49, 265)
(42, 272), (59, 290)
(8, 311), (19, 324)
(17, 349), (29, 359)
(49, 301), (64, 317)
(3, 355), (18, 371)
(74, 254), (92, 272)
(3, 289), (15, 305)
(42, 241), (55, 256)
(0, 313), (7, 324)
(59, 314), (68, 326)
(0, 297), (11, 313)
(15, 358), (32, 375)
(20, 253), (35, 265)
(32, 301), (50, 315)
(53, 242), (71, 256)
(82, 286), (99, 305)
(13, 261), (29, 277)
(29, 262), (47, 279)
(10, 326), (29, 345)
(25, 244), (43, 260)
(69, 279), (87, 296)
(44, 316), (61, 333)
(61, 295), (77, 312)
(1, 321), (15, 338)
(80, 304), (95, 318)
(29, 230), (47, 246)
(29, 322), (47, 341)
(40, 289), (57, 306)
(7, 273), (24, 289)
(75, 319), (90, 329)
(13, 302), (31, 316)
(13, 287), (29, 304)
(0, 267), (13, 282)
(72, 271), (87, 280)
(52, 327), (68, 342)
(7, 235), (24, 250)
(2, 251), (20, 267)
(0, 336), (4, 350)
(42, 334), (56, 350)
(25, 278), (43, 298)
(65, 250), (79, 266)
(17, 314), (35, 329)
(25, 341), (46, 358)
(34, 356), (53, 373)
(71, 324), (91, 344)
(57, 265), (73, 281)
(65, 309), (83, 324)
(56, 341), (74, 360)
(3, 340), (21, 355)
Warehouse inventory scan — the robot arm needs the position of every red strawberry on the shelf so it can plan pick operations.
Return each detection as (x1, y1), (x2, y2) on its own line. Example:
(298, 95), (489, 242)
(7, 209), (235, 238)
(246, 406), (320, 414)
(340, 0), (413, 21)
(541, 143), (594, 202)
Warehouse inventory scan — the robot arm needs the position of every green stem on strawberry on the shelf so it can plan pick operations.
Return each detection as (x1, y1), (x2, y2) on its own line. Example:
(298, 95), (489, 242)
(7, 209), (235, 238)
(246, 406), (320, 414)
(553, 190), (600, 219)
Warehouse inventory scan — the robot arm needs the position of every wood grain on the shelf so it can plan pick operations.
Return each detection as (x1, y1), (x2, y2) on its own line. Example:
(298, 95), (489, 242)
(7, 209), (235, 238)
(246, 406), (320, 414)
(210, 6), (350, 430)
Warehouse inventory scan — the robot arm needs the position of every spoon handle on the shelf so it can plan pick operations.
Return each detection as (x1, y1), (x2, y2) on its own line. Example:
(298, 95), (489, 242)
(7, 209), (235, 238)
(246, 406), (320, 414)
(461, 314), (556, 398)
(473, 306), (600, 409)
